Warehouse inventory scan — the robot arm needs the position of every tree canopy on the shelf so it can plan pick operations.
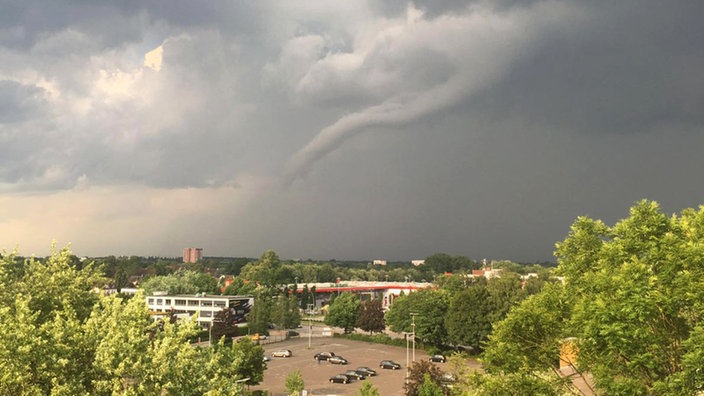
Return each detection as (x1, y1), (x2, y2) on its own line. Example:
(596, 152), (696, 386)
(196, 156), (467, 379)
(357, 299), (386, 334)
(0, 245), (264, 395)
(385, 288), (449, 348)
(139, 268), (219, 295)
(476, 200), (704, 395)
(325, 291), (361, 333)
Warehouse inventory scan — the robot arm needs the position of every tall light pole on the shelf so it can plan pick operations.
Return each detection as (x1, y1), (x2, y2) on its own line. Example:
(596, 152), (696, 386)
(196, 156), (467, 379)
(307, 303), (314, 349)
(405, 332), (410, 384)
(410, 312), (418, 363)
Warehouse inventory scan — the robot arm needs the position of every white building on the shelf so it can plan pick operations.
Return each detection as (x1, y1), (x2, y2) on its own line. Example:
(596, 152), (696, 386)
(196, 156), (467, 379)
(146, 292), (253, 329)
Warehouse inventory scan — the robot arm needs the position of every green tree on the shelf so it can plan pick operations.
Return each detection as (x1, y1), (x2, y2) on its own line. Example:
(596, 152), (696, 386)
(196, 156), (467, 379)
(222, 276), (257, 295)
(211, 307), (241, 340)
(228, 336), (266, 386)
(418, 373), (445, 396)
(404, 360), (449, 396)
(271, 290), (302, 329)
(0, 245), (105, 395)
(423, 253), (478, 277)
(478, 200), (704, 395)
(113, 264), (130, 291)
(240, 250), (281, 287)
(435, 273), (474, 293)
(385, 288), (448, 347)
(0, 245), (264, 395)
(359, 380), (381, 396)
(325, 291), (361, 333)
(284, 369), (305, 395)
(444, 285), (492, 352)
(356, 299), (385, 334)
(139, 269), (218, 295)
(247, 291), (272, 335)
(485, 273), (528, 324)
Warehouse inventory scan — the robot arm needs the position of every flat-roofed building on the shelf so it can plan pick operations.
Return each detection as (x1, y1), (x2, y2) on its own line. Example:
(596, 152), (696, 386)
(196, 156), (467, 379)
(146, 292), (253, 329)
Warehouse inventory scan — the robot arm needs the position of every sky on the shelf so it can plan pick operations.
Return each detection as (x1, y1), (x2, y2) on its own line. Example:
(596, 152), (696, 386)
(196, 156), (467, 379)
(0, 1), (703, 262)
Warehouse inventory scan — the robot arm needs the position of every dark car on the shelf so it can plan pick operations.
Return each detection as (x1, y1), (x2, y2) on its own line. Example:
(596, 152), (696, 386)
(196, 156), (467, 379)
(356, 366), (377, 376)
(380, 360), (401, 370)
(329, 356), (349, 365)
(314, 352), (336, 361)
(345, 370), (366, 380)
(329, 374), (350, 384)
(429, 354), (446, 363)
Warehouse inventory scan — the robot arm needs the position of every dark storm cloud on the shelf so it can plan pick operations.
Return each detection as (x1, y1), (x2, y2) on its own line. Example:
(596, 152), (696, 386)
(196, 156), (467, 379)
(1, 0), (703, 261)
(466, 0), (704, 135)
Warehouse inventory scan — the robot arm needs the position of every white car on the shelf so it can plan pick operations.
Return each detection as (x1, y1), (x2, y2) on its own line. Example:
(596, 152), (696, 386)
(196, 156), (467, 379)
(271, 349), (293, 358)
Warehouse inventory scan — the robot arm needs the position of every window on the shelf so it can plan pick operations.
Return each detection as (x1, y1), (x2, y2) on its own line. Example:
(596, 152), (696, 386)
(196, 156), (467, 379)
(201, 300), (213, 307)
(187, 300), (198, 306)
(175, 299), (186, 305)
(156, 299), (163, 305)
(165, 299), (171, 305)
(148, 298), (154, 304)
(200, 311), (212, 317)
(214, 301), (226, 308)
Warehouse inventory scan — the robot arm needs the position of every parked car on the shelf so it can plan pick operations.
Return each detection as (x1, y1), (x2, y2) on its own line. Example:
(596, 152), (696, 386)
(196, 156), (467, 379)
(345, 370), (366, 380)
(329, 356), (349, 365)
(271, 349), (292, 358)
(263, 356), (270, 362)
(429, 354), (446, 363)
(380, 360), (401, 370)
(314, 352), (336, 361)
(356, 366), (377, 376)
(329, 374), (350, 384)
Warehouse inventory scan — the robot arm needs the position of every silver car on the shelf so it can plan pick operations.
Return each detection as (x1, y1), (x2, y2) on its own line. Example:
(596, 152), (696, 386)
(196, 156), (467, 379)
(271, 349), (293, 358)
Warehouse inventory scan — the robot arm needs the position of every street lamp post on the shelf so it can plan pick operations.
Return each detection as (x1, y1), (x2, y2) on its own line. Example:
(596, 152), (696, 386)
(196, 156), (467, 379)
(307, 303), (314, 349)
(410, 313), (418, 363)
(405, 332), (410, 384)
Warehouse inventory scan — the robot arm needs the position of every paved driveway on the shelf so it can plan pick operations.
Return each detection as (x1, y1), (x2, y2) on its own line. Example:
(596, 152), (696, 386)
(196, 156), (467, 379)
(252, 336), (429, 396)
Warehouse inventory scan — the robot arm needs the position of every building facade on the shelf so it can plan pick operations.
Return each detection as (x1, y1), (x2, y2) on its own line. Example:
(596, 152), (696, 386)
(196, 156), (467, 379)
(182, 247), (203, 263)
(292, 281), (432, 311)
(146, 292), (253, 329)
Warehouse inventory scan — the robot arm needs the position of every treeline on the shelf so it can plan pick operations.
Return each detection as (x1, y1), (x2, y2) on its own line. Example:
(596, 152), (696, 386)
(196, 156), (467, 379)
(87, 252), (552, 291)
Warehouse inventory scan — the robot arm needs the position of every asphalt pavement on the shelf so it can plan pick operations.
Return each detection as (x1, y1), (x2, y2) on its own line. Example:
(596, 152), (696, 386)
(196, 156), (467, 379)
(251, 335), (428, 396)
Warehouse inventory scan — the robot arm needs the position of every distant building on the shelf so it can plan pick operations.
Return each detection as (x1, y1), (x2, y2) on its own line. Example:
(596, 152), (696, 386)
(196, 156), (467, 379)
(471, 267), (502, 279)
(290, 280), (432, 311)
(372, 259), (387, 266)
(183, 247), (203, 263)
(411, 260), (425, 266)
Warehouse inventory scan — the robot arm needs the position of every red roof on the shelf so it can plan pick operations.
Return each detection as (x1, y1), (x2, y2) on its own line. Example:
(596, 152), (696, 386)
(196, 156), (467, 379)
(298, 284), (429, 293)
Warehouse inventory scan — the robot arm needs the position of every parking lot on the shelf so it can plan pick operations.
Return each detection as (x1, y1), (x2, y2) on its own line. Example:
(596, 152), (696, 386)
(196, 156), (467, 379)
(251, 336), (431, 396)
